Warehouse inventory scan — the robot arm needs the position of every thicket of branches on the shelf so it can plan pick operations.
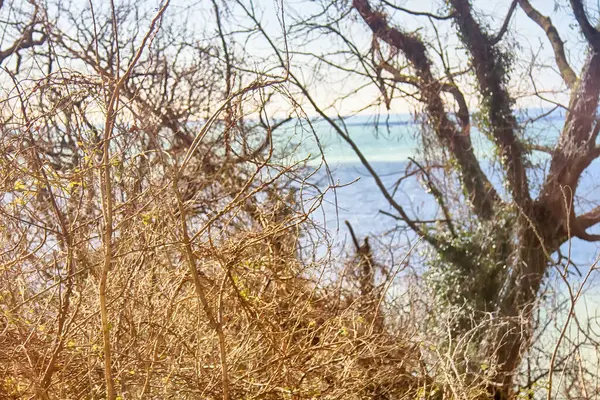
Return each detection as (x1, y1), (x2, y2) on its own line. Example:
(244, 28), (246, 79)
(0, 0), (428, 398)
(1, 0), (600, 399)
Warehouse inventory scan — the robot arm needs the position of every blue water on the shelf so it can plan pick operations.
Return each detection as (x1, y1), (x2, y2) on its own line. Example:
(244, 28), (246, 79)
(281, 112), (600, 272)
(282, 113), (600, 393)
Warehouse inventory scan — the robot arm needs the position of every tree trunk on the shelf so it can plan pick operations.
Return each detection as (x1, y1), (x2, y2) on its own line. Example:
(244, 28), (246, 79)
(486, 51), (600, 399)
(489, 204), (567, 398)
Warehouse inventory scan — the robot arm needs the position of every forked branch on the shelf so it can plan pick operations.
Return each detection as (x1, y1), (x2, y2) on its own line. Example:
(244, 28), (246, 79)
(0, 2), (46, 66)
(352, 0), (500, 220)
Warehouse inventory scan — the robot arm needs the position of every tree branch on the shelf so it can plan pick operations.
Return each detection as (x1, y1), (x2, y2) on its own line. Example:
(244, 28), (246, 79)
(0, 3), (46, 65)
(409, 157), (457, 237)
(489, 0), (518, 46)
(345, 220), (361, 250)
(379, 210), (449, 225)
(380, 0), (455, 20)
(518, 0), (577, 89)
(530, 144), (554, 154)
(295, 76), (434, 242)
(379, 60), (470, 132)
(541, 52), (600, 209)
(569, 0), (600, 51)
(352, 0), (500, 220)
(574, 230), (600, 242)
(576, 206), (600, 231)
(449, 0), (531, 209)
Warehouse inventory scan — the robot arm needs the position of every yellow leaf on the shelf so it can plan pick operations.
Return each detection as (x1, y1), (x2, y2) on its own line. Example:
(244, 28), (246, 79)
(11, 196), (26, 206)
(14, 181), (26, 191)
(142, 214), (152, 225)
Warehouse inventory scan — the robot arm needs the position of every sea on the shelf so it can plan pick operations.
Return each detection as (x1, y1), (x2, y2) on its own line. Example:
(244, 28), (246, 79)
(280, 112), (600, 265)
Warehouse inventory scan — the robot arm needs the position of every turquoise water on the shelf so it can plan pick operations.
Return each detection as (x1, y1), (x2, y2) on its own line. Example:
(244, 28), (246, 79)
(282, 111), (600, 269)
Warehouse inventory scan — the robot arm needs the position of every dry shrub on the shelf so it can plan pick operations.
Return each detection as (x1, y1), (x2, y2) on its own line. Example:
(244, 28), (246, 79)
(0, 45), (431, 396)
(0, 125), (427, 399)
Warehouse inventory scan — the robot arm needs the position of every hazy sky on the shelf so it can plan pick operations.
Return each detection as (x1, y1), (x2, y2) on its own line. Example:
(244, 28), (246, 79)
(239, 0), (597, 116)
(14, 0), (596, 118)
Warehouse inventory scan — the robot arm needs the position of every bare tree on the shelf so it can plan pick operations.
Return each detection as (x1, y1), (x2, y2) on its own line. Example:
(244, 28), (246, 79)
(272, 0), (600, 397)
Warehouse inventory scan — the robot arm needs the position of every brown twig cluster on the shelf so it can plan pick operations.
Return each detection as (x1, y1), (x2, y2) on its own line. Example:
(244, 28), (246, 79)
(1, 0), (600, 399)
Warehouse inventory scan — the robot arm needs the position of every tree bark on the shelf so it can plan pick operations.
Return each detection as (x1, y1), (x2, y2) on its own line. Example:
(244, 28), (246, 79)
(491, 208), (566, 397)
(491, 51), (600, 396)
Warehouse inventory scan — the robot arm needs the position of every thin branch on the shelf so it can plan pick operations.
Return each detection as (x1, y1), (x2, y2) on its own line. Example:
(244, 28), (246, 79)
(380, 0), (455, 20)
(489, 0), (518, 46)
(517, 0), (577, 88)
(345, 220), (361, 250)
(529, 144), (555, 154)
(379, 210), (449, 225)
(378, 60), (470, 131)
(409, 157), (456, 237)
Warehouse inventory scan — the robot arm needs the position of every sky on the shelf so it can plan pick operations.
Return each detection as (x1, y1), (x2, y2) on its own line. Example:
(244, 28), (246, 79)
(1, 0), (597, 119)
(235, 0), (599, 116)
